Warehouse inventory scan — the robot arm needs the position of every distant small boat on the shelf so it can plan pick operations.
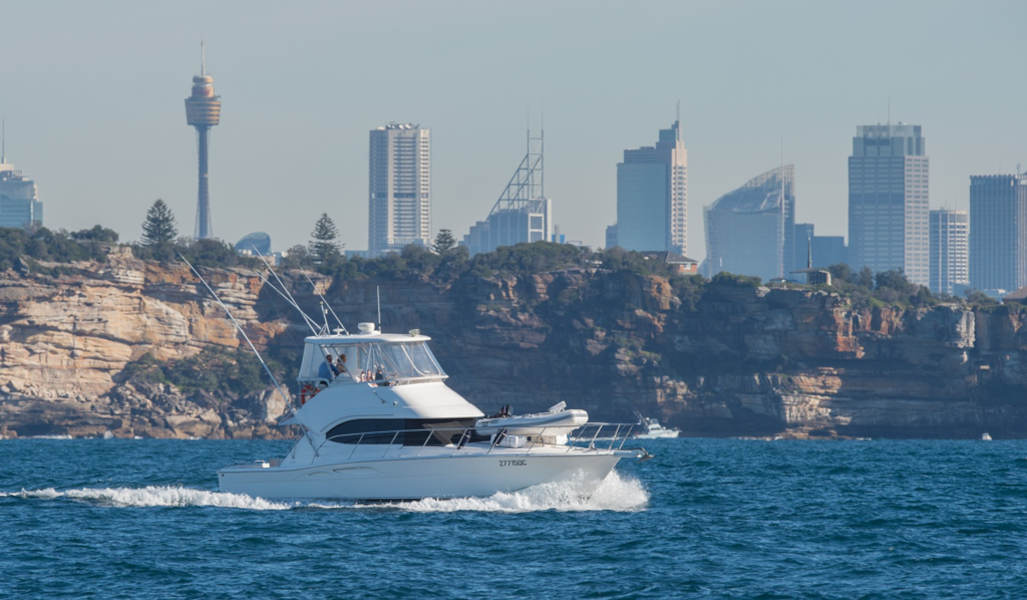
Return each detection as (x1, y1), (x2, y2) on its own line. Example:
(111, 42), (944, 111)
(634, 416), (680, 439)
(981, 432), (992, 441)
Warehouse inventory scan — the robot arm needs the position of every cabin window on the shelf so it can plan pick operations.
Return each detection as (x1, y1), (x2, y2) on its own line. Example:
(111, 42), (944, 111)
(325, 418), (475, 446)
(299, 341), (447, 384)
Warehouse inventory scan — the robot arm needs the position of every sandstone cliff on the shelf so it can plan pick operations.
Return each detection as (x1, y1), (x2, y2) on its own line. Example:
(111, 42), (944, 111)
(1, 249), (1025, 438)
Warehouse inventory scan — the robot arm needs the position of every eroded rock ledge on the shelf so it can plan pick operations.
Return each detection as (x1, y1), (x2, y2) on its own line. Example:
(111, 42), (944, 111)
(1, 251), (1025, 438)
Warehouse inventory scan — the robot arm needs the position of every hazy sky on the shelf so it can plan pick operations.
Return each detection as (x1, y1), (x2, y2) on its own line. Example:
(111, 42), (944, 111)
(2, 0), (1024, 259)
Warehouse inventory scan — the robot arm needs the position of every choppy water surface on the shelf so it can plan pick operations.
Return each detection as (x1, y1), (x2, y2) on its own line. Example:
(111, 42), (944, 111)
(2, 438), (1025, 598)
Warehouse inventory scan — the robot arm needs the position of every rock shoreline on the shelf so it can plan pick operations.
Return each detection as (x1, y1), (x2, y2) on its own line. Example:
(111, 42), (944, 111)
(1, 252), (1025, 439)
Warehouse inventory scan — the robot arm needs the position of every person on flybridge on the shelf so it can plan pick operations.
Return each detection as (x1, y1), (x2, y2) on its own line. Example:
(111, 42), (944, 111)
(318, 354), (339, 381)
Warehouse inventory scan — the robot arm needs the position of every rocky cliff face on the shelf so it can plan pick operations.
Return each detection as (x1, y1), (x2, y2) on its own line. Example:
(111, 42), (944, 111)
(1, 252), (1026, 438)
(0, 248), (289, 438)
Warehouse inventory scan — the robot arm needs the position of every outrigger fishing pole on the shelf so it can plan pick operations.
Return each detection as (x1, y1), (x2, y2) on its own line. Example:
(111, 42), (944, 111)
(179, 254), (290, 409)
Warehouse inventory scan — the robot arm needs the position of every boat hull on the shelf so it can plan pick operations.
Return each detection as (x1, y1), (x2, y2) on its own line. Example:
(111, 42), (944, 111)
(218, 452), (621, 500)
(635, 430), (679, 439)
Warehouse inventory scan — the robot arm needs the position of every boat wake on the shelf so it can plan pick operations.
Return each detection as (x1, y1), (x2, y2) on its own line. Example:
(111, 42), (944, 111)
(1, 471), (648, 513)
(0, 486), (294, 510)
(364, 470), (649, 513)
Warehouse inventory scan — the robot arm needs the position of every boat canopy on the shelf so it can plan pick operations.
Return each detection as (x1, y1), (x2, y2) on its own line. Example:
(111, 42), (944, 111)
(299, 336), (447, 384)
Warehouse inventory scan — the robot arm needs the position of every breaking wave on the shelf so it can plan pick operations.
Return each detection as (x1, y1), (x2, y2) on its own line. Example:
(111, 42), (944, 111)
(1, 471), (648, 513)
(0, 486), (295, 510)
(367, 470), (649, 513)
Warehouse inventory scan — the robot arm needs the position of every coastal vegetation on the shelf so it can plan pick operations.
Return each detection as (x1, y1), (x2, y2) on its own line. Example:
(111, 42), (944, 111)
(0, 218), (1018, 313)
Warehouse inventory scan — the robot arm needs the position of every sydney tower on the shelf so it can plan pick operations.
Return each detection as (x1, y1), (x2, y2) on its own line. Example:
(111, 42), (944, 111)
(184, 43), (221, 239)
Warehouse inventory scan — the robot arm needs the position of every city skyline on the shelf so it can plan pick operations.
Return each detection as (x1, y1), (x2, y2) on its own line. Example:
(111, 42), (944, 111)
(0, 1), (1024, 258)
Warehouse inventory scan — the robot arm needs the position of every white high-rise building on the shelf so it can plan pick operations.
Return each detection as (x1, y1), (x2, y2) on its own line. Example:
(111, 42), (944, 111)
(848, 123), (929, 286)
(368, 123), (431, 256)
(929, 209), (969, 295)
(612, 120), (687, 255)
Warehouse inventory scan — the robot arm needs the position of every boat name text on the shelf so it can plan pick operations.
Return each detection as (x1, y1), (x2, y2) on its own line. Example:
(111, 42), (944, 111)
(498, 459), (527, 467)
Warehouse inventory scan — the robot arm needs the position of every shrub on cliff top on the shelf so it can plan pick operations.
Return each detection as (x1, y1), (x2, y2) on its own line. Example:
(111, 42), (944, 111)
(0, 226), (112, 269)
(710, 272), (761, 288)
(469, 242), (590, 278)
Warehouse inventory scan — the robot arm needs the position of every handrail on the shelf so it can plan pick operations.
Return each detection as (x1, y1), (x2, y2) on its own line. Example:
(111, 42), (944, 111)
(314, 422), (641, 459)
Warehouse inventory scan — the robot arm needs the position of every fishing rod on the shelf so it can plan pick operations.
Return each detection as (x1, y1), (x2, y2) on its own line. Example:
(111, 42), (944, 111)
(252, 250), (347, 335)
(179, 254), (290, 409)
(254, 271), (321, 335)
(301, 271), (348, 334)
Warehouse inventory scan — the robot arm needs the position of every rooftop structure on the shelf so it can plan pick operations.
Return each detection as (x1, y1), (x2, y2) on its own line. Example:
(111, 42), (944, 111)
(463, 129), (550, 255)
(184, 42), (222, 240)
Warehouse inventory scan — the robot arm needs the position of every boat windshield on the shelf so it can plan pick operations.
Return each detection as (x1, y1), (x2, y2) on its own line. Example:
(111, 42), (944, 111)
(299, 340), (447, 384)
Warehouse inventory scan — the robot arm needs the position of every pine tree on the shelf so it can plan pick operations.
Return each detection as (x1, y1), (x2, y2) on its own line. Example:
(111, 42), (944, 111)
(432, 229), (456, 254)
(141, 199), (177, 246)
(309, 213), (341, 264)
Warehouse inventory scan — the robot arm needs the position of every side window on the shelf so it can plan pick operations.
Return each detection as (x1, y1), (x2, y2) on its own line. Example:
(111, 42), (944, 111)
(325, 419), (403, 444)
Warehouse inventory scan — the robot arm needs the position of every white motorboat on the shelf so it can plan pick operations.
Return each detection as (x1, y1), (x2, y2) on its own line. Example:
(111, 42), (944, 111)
(634, 416), (680, 439)
(218, 323), (647, 500)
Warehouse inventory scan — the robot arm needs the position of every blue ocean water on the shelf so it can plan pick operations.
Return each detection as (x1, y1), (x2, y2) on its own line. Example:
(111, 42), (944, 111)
(1, 438), (1025, 599)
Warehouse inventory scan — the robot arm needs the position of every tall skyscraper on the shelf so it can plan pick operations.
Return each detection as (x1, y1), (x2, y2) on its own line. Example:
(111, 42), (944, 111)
(463, 130), (550, 255)
(368, 123), (431, 256)
(0, 125), (42, 229)
(794, 222), (815, 272)
(704, 165), (794, 281)
(184, 43), (222, 240)
(0, 157), (42, 229)
(929, 209), (969, 295)
(848, 123), (929, 286)
(969, 174), (1027, 292)
(614, 119), (687, 255)
(812, 236), (847, 269)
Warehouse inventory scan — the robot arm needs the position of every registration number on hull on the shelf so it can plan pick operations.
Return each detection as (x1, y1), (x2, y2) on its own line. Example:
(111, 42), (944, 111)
(499, 459), (527, 467)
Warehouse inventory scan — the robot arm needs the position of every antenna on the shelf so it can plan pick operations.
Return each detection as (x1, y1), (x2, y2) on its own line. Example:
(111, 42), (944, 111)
(200, 40), (206, 76)
(376, 285), (382, 331)
(1, 119), (5, 164)
(886, 96), (891, 132)
(675, 100), (681, 140)
(779, 136), (786, 278)
(540, 116), (545, 198)
(807, 230), (813, 270)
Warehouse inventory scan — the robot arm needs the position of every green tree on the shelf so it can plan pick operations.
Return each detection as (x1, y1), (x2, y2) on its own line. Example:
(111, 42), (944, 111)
(432, 229), (456, 254)
(855, 266), (874, 289)
(309, 213), (341, 264)
(72, 225), (119, 243)
(141, 199), (177, 246)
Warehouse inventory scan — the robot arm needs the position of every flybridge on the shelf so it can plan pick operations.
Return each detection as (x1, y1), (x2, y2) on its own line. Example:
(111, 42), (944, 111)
(300, 322), (447, 386)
